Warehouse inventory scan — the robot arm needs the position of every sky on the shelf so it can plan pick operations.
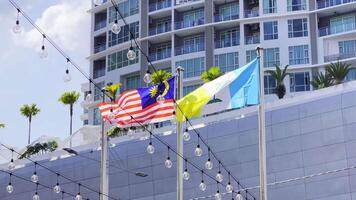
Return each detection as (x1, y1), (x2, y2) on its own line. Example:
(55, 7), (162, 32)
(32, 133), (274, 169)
(0, 0), (91, 148)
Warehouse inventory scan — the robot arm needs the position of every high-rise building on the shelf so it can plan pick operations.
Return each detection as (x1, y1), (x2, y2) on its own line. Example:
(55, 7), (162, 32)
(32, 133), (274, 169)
(82, 0), (356, 126)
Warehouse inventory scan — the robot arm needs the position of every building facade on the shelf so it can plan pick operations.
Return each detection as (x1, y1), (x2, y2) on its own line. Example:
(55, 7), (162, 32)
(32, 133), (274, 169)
(82, 0), (356, 126)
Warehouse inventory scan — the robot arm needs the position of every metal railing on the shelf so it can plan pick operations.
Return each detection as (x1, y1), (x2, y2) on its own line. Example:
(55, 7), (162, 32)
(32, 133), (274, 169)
(94, 20), (107, 31)
(175, 42), (205, 55)
(175, 18), (204, 29)
(214, 14), (239, 22)
(149, 49), (172, 61)
(244, 9), (259, 18)
(317, 0), (356, 9)
(94, 44), (106, 54)
(215, 38), (240, 48)
(175, 0), (201, 5)
(319, 21), (356, 36)
(324, 52), (356, 62)
(149, 0), (171, 12)
(245, 35), (260, 45)
(149, 24), (172, 35)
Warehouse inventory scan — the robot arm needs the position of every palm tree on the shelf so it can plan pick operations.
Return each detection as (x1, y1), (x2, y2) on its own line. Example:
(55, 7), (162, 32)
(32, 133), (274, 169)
(0, 123), (5, 128)
(151, 70), (172, 85)
(105, 83), (122, 101)
(266, 65), (289, 99)
(200, 67), (223, 103)
(311, 72), (333, 90)
(20, 104), (40, 144)
(59, 92), (80, 142)
(326, 60), (353, 84)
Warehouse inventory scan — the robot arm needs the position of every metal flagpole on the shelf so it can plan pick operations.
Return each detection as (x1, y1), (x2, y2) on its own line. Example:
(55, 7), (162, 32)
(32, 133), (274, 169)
(256, 46), (267, 200)
(100, 90), (109, 200)
(176, 66), (184, 200)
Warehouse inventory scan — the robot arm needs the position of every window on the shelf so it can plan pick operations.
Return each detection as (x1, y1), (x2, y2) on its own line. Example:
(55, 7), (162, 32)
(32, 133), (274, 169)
(289, 45), (309, 65)
(330, 14), (356, 34)
(264, 75), (276, 94)
(264, 21), (278, 40)
(183, 84), (201, 96)
(108, 21), (139, 47)
(176, 57), (205, 79)
(181, 9), (204, 28)
(108, 47), (139, 71)
(94, 82), (105, 101)
(108, 0), (139, 23)
(93, 108), (101, 125)
(246, 50), (257, 63)
(346, 69), (356, 81)
(217, 28), (240, 48)
(263, 0), (277, 14)
(93, 60), (106, 79)
(339, 40), (356, 59)
(177, 35), (205, 55)
(264, 48), (280, 68)
(151, 43), (171, 61)
(288, 18), (308, 38)
(287, 0), (306, 11)
(218, 2), (239, 21)
(126, 75), (141, 90)
(215, 52), (239, 73)
(83, 120), (89, 125)
(290, 72), (310, 92)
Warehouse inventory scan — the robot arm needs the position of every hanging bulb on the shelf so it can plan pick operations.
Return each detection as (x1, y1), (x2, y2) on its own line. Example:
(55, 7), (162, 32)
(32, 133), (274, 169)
(53, 184), (61, 194)
(39, 45), (48, 59)
(183, 169), (190, 180)
(194, 145), (203, 157)
(127, 47), (136, 61)
(183, 128), (190, 141)
(205, 159), (213, 170)
(111, 20), (121, 34)
(146, 142), (155, 154)
(94, 0), (103, 5)
(31, 172), (39, 183)
(6, 183), (13, 194)
(214, 191), (222, 200)
(216, 171), (223, 182)
(63, 69), (71, 82)
(13, 20), (21, 34)
(165, 157), (172, 169)
(127, 127), (134, 137)
(143, 70), (152, 84)
(199, 180), (207, 191)
(107, 109), (116, 121)
(236, 192), (242, 200)
(75, 193), (82, 200)
(32, 192), (40, 200)
(226, 183), (233, 193)
(8, 159), (15, 171)
(85, 91), (93, 103)
(156, 94), (165, 104)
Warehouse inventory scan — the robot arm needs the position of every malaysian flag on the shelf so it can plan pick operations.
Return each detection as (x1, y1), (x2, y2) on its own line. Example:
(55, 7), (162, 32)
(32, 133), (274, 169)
(97, 77), (175, 127)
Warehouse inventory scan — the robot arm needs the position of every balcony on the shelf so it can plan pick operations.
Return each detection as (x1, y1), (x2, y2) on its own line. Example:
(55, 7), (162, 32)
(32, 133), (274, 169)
(317, 0), (356, 9)
(214, 14), (239, 22)
(244, 9), (259, 18)
(149, 0), (172, 12)
(324, 52), (356, 62)
(175, 18), (204, 29)
(94, 44), (106, 54)
(149, 24), (172, 35)
(149, 50), (172, 61)
(245, 35), (260, 45)
(175, 42), (205, 55)
(94, 20), (107, 31)
(215, 37), (240, 49)
(319, 21), (356, 36)
(175, 0), (201, 5)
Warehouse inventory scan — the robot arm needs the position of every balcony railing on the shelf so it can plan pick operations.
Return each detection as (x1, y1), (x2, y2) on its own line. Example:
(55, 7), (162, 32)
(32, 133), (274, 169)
(244, 9), (259, 18)
(149, 0), (171, 12)
(149, 49), (172, 61)
(94, 44), (106, 53)
(175, 18), (204, 29)
(214, 14), (239, 22)
(149, 24), (172, 35)
(175, 42), (205, 55)
(245, 35), (260, 45)
(317, 0), (356, 9)
(215, 38), (240, 49)
(324, 52), (356, 62)
(319, 21), (356, 36)
(94, 20), (107, 31)
(175, 0), (201, 5)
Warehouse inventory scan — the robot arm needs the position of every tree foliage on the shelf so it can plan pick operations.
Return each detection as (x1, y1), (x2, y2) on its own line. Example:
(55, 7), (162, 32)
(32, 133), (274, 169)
(151, 70), (172, 85)
(266, 65), (289, 99)
(20, 104), (40, 120)
(107, 124), (149, 138)
(311, 72), (333, 90)
(0, 123), (5, 128)
(58, 91), (80, 105)
(200, 67), (223, 83)
(326, 60), (353, 84)
(19, 141), (58, 159)
(105, 83), (122, 100)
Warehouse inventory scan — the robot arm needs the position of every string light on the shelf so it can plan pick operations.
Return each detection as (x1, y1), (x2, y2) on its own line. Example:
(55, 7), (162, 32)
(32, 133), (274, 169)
(8, 149), (15, 171)
(236, 192), (242, 200)
(39, 34), (48, 59)
(75, 184), (82, 200)
(183, 127), (190, 141)
(214, 183), (222, 200)
(216, 161), (223, 182)
(183, 159), (190, 181)
(127, 36), (136, 61)
(6, 173), (14, 194)
(164, 147), (172, 169)
(143, 69), (152, 84)
(156, 93), (165, 104)
(53, 173), (61, 194)
(226, 172), (233, 193)
(146, 134), (155, 154)
(205, 149), (213, 170)
(199, 171), (207, 191)
(85, 81), (93, 105)
(13, 8), (21, 34)
(195, 136), (203, 156)
(63, 58), (71, 82)
(111, 19), (121, 34)
(31, 162), (39, 183)
(32, 183), (40, 200)
(127, 126), (134, 137)
(94, 0), (103, 6)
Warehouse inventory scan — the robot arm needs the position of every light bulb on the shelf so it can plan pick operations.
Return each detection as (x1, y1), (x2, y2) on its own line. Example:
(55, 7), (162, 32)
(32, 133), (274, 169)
(63, 69), (71, 82)
(199, 180), (206, 191)
(214, 191), (222, 200)
(127, 47), (136, 61)
(75, 193), (82, 200)
(205, 159), (213, 170)
(236, 192), (242, 200)
(226, 183), (233, 193)
(111, 20), (121, 34)
(85, 92), (93, 103)
(94, 0), (103, 5)
(146, 142), (155, 154)
(183, 169), (190, 180)
(143, 72), (152, 84)
(183, 129), (190, 141)
(31, 173), (39, 183)
(53, 184), (61, 194)
(32, 193), (40, 200)
(39, 45), (48, 59)
(127, 128), (134, 137)
(156, 95), (165, 104)
(216, 171), (223, 182)
(8, 159), (15, 171)
(194, 145), (203, 157)
(6, 184), (13, 194)
(165, 157), (172, 169)
(108, 110), (115, 121)
(13, 20), (21, 34)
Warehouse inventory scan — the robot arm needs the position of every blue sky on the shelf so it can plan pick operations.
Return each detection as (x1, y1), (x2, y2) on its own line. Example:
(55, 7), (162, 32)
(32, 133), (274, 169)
(0, 0), (91, 148)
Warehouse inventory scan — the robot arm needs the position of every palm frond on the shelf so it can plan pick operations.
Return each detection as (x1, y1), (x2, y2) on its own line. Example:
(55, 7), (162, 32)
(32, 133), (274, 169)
(200, 66), (223, 83)
(151, 70), (172, 85)
(20, 104), (40, 118)
(311, 72), (332, 89)
(326, 60), (353, 84)
(59, 91), (80, 105)
(0, 123), (5, 128)
(105, 83), (122, 100)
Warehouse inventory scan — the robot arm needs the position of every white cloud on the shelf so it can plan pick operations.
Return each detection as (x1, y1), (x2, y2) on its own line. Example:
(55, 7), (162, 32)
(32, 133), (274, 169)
(15, 0), (91, 52)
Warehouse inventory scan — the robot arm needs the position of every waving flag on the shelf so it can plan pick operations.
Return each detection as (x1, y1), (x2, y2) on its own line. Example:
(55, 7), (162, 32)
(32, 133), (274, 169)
(98, 77), (175, 127)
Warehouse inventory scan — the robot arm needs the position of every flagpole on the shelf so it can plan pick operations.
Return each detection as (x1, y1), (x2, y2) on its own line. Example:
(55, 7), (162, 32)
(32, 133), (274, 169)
(100, 89), (109, 200)
(256, 46), (267, 200)
(176, 66), (184, 200)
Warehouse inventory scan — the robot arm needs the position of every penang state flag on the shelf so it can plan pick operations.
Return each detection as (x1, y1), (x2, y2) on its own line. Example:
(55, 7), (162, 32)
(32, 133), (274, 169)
(98, 77), (175, 127)
(176, 59), (259, 122)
